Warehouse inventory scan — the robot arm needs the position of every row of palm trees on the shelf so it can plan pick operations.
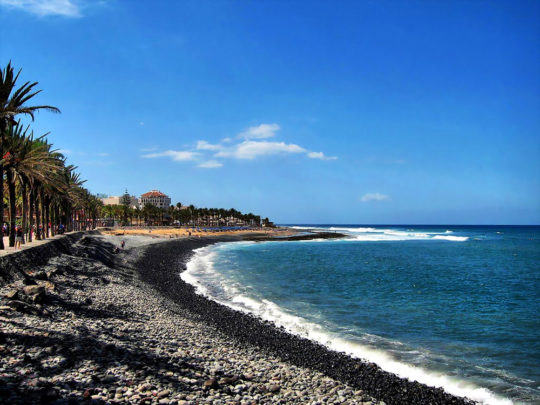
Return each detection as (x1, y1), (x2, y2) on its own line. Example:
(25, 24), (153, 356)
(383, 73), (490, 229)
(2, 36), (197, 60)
(1, 62), (102, 249)
(101, 201), (264, 228)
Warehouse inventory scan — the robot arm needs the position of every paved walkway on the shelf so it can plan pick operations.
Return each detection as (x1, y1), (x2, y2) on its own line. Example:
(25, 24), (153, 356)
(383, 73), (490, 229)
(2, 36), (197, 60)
(0, 233), (70, 257)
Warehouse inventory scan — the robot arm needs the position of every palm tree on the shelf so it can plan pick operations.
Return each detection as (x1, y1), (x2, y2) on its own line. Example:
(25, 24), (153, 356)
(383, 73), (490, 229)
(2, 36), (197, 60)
(0, 62), (60, 249)
(2, 122), (65, 246)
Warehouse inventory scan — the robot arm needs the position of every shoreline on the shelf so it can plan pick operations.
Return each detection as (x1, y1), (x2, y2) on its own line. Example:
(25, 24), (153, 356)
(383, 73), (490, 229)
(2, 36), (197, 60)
(0, 232), (474, 404)
(136, 236), (474, 405)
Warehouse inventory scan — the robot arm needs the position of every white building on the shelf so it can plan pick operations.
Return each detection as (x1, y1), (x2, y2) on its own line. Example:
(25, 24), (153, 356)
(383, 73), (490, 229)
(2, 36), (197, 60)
(140, 190), (171, 209)
(101, 195), (140, 209)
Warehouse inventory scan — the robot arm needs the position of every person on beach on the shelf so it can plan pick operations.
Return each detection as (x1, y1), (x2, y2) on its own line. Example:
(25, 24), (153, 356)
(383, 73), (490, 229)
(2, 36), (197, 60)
(15, 226), (23, 249)
(121, 240), (125, 249)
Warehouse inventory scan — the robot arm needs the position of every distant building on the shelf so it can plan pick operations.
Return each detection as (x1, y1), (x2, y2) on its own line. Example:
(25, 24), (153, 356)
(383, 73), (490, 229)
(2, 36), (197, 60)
(140, 190), (171, 209)
(101, 196), (121, 206)
(101, 195), (140, 209)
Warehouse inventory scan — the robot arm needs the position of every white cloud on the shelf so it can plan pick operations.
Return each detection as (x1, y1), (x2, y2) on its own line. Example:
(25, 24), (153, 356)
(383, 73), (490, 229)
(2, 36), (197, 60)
(222, 137), (233, 143)
(142, 150), (199, 162)
(360, 193), (390, 202)
(239, 123), (280, 140)
(215, 140), (306, 160)
(196, 140), (223, 151)
(197, 160), (223, 169)
(307, 151), (337, 160)
(0, 0), (81, 17)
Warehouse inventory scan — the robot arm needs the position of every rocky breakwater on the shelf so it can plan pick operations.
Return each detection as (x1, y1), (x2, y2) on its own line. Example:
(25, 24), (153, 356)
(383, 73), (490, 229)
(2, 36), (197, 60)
(0, 233), (382, 404)
(0, 232), (92, 284)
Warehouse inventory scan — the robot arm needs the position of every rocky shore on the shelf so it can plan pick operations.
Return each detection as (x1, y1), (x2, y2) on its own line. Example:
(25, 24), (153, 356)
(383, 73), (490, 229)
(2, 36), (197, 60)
(0, 233), (475, 404)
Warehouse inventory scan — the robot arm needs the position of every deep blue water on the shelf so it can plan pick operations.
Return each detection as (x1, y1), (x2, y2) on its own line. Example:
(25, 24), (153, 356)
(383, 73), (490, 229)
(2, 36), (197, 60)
(182, 225), (540, 404)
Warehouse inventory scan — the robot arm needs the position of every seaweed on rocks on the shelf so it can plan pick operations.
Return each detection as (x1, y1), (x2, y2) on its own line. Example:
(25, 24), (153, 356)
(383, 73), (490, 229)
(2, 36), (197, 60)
(135, 238), (476, 405)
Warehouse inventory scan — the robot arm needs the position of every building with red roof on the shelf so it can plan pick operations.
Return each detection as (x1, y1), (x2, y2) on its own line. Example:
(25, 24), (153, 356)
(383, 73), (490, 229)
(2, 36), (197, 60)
(140, 190), (171, 209)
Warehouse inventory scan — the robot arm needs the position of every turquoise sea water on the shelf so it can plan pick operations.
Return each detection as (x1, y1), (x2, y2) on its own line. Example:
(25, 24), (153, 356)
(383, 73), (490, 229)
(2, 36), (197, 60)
(182, 226), (540, 404)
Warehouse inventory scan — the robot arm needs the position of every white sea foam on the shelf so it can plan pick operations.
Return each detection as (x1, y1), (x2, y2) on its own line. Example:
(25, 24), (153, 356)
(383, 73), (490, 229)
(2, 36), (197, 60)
(292, 226), (468, 243)
(432, 235), (469, 242)
(182, 244), (511, 405)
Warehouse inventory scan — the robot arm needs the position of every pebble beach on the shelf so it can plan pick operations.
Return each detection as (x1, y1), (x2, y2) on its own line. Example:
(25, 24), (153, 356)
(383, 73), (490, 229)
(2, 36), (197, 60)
(0, 232), (475, 404)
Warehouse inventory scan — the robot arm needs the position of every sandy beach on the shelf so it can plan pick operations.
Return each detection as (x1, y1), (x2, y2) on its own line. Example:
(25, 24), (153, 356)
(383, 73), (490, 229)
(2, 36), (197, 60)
(0, 231), (474, 404)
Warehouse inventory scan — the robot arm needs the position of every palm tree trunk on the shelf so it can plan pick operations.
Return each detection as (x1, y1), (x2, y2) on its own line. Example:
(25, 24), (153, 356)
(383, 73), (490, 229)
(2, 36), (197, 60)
(35, 189), (41, 240)
(40, 189), (46, 239)
(45, 197), (50, 237)
(6, 170), (16, 247)
(54, 205), (59, 235)
(50, 202), (55, 236)
(29, 187), (34, 242)
(0, 163), (4, 250)
(21, 181), (28, 244)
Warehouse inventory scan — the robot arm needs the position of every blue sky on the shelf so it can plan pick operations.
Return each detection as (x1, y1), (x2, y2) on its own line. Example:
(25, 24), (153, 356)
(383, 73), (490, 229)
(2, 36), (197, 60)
(1, 0), (539, 224)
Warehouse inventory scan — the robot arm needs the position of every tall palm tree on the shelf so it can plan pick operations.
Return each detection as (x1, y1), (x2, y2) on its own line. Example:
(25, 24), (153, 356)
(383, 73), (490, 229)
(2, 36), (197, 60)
(2, 123), (63, 246)
(0, 62), (60, 249)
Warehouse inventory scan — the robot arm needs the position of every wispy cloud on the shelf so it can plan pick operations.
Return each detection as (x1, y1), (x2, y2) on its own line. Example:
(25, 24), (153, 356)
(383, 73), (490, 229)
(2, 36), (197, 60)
(0, 0), (82, 17)
(360, 193), (390, 202)
(196, 140), (223, 151)
(142, 122), (337, 167)
(142, 150), (199, 161)
(307, 151), (337, 160)
(239, 123), (280, 140)
(197, 160), (223, 169)
(215, 140), (306, 160)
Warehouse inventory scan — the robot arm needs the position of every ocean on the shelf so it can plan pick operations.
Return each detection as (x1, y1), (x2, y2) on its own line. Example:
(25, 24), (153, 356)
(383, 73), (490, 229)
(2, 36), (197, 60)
(181, 225), (540, 404)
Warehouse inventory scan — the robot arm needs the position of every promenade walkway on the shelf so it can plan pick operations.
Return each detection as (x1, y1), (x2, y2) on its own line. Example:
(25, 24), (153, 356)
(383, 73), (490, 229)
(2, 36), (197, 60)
(0, 234), (69, 257)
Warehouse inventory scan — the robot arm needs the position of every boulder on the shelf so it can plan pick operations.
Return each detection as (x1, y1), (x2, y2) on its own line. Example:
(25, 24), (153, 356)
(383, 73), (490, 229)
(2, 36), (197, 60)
(7, 300), (40, 315)
(23, 285), (45, 296)
(203, 378), (219, 389)
(5, 290), (19, 300)
(33, 271), (49, 280)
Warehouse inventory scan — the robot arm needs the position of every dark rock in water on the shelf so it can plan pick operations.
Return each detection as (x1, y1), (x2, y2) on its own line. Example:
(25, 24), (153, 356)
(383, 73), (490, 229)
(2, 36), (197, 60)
(275, 232), (346, 241)
(203, 378), (219, 389)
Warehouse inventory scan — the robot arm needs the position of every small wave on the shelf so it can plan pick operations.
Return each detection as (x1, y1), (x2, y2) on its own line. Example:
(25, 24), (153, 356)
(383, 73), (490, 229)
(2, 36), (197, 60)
(328, 226), (379, 233)
(432, 235), (469, 242)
